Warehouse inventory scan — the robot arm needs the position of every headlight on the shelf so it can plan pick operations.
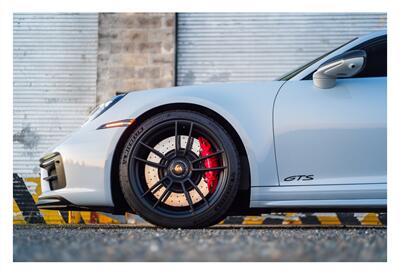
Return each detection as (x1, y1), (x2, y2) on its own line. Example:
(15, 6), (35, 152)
(85, 94), (126, 123)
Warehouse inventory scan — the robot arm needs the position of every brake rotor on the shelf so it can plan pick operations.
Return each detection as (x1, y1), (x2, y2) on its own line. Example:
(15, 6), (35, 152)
(145, 136), (209, 207)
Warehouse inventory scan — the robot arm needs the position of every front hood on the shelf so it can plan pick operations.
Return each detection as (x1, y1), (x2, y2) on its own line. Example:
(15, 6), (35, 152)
(124, 80), (285, 99)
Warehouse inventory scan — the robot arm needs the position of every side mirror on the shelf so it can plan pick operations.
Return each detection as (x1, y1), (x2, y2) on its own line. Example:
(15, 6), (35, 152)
(313, 50), (366, 89)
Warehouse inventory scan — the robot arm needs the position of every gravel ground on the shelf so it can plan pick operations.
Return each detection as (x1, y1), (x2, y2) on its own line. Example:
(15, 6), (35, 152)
(13, 225), (386, 262)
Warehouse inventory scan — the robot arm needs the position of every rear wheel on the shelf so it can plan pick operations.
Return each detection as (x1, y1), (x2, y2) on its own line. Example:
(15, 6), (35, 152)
(119, 110), (240, 228)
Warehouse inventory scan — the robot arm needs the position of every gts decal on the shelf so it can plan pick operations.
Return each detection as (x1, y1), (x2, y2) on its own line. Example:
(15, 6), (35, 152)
(284, 175), (314, 182)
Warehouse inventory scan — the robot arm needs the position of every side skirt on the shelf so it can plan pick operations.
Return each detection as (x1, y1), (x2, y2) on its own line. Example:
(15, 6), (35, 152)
(250, 183), (386, 208)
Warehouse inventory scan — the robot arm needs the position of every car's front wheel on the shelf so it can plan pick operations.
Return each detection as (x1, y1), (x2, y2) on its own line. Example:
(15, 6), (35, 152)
(119, 110), (240, 228)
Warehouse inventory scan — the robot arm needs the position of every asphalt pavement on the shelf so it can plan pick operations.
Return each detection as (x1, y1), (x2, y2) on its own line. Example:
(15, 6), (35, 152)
(13, 225), (386, 262)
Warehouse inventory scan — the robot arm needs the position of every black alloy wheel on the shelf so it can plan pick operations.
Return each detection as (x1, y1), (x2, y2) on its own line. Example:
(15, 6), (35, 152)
(119, 110), (241, 228)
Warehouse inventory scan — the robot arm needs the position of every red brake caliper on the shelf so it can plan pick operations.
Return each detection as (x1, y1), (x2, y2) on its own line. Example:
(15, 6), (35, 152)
(198, 136), (220, 193)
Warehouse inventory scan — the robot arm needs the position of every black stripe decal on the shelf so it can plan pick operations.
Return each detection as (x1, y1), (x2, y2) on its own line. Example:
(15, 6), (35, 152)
(13, 173), (45, 224)
(336, 212), (362, 226)
(299, 214), (321, 225)
(378, 213), (387, 225)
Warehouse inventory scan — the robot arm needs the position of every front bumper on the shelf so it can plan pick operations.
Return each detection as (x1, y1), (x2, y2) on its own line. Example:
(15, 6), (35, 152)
(37, 194), (121, 214)
(37, 124), (127, 209)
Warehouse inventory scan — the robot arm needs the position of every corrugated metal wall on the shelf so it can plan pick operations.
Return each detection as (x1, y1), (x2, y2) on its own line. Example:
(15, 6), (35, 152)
(13, 13), (98, 177)
(176, 13), (387, 85)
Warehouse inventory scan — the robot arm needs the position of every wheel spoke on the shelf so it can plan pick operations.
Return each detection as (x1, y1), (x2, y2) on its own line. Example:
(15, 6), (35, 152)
(192, 166), (227, 172)
(152, 183), (164, 195)
(187, 178), (209, 206)
(181, 181), (194, 213)
(141, 177), (168, 198)
(175, 121), (180, 155)
(191, 150), (224, 164)
(139, 141), (166, 160)
(153, 181), (173, 208)
(162, 190), (172, 202)
(133, 156), (167, 169)
(184, 122), (194, 156)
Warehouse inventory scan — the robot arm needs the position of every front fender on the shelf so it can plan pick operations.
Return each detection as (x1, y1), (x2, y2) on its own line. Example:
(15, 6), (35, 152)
(100, 82), (284, 189)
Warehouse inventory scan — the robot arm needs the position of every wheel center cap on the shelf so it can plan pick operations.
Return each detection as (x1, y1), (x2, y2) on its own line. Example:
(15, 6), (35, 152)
(169, 160), (189, 177)
(173, 163), (185, 175)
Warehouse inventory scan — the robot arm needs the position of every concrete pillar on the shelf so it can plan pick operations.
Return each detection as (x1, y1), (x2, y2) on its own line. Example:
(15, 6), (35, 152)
(96, 13), (176, 104)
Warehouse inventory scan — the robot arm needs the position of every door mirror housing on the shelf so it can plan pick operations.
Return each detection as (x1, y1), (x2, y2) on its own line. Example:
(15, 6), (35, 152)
(313, 50), (366, 89)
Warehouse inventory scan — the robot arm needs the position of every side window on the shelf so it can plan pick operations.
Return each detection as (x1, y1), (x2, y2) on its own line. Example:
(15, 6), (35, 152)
(355, 40), (387, 78)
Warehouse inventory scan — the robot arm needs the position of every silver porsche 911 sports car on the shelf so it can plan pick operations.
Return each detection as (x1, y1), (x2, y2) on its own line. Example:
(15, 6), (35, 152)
(38, 30), (387, 228)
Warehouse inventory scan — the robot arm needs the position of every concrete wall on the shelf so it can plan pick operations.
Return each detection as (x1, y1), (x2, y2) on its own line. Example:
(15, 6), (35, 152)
(97, 13), (176, 104)
(13, 13), (98, 177)
(176, 13), (387, 85)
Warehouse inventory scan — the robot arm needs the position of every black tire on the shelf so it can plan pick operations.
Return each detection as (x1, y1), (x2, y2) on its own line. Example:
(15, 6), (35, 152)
(119, 110), (240, 228)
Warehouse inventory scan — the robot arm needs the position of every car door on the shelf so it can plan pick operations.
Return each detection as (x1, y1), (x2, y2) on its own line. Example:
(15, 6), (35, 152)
(273, 37), (387, 186)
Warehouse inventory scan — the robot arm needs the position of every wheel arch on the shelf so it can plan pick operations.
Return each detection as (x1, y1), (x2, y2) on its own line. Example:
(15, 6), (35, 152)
(110, 103), (251, 214)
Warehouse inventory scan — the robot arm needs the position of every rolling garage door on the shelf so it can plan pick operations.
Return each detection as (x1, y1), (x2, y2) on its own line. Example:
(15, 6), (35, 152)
(176, 13), (387, 85)
(13, 13), (98, 177)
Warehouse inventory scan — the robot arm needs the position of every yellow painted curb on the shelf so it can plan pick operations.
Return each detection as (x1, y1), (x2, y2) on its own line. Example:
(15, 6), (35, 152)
(243, 216), (264, 225)
(13, 199), (26, 225)
(24, 177), (66, 224)
(282, 213), (302, 225)
(68, 211), (82, 224)
(97, 213), (120, 224)
(316, 215), (341, 225)
(361, 213), (382, 226)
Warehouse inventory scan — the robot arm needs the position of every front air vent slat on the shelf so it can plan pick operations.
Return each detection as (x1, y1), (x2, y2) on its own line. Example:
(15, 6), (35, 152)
(39, 152), (66, 191)
(44, 175), (58, 182)
(40, 161), (55, 170)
